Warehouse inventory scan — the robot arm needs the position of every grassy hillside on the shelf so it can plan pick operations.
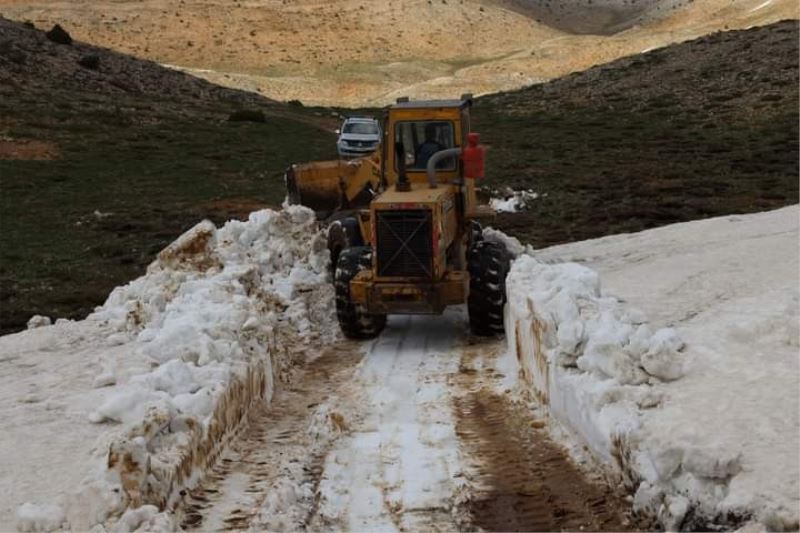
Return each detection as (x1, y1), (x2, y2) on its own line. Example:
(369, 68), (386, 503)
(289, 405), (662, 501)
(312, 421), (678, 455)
(473, 20), (799, 246)
(0, 18), (797, 334)
(0, 18), (337, 333)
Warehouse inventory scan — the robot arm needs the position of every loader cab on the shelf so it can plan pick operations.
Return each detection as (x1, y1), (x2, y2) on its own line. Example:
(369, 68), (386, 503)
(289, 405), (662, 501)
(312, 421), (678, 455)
(382, 97), (472, 187)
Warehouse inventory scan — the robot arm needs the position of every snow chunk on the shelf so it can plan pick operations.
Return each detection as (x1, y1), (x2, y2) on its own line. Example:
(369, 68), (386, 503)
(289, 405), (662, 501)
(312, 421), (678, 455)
(133, 359), (200, 396)
(26, 315), (51, 329)
(483, 227), (533, 258)
(111, 504), (174, 533)
(489, 188), (539, 213)
(640, 328), (685, 381)
(172, 387), (215, 419)
(16, 503), (65, 532)
(88, 388), (173, 425)
(505, 254), (681, 385)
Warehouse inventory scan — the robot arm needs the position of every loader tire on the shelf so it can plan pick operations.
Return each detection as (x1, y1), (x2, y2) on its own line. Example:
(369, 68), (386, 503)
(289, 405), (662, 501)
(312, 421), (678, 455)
(469, 220), (484, 248)
(335, 246), (386, 339)
(327, 217), (363, 278)
(467, 240), (511, 336)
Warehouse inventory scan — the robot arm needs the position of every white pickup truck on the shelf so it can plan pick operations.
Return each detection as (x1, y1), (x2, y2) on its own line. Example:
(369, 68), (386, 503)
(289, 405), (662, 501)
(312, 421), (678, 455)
(336, 117), (381, 158)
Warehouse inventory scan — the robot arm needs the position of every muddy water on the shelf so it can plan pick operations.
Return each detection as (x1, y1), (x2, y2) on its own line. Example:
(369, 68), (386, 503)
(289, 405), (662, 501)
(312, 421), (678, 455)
(454, 340), (636, 532)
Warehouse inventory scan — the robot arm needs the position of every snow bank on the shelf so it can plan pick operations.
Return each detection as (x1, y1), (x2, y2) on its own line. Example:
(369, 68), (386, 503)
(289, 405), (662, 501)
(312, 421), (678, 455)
(499, 207), (799, 531)
(489, 188), (539, 213)
(500, 255), (686, 464)
(4, 206), (336, 531)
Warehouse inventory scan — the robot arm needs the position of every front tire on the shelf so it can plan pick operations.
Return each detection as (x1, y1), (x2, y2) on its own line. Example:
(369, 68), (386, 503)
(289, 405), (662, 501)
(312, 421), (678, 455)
(327, 217), (363, 278)
(335, 247), (386, 339)
(467, 240), (511, 336)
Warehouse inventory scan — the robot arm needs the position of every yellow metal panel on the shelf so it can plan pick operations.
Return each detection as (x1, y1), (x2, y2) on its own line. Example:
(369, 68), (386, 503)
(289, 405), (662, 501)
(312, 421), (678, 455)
(373, 183), (456, 205)
(389, 108), (462, 122)
(350, 271), (469, 314)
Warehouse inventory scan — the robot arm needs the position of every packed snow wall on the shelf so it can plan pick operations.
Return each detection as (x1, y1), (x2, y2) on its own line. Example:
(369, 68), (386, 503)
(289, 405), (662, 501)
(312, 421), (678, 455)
(15, 206), (337, 531)
(497, 207), (800, 531)
(501, 253), (684, 462)
(498, 249), (722, 530)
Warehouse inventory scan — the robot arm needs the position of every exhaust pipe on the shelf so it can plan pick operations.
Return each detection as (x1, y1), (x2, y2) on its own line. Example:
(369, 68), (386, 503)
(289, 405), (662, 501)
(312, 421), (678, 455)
(395, 142), (411, 192)
(426, 148), (461, 188)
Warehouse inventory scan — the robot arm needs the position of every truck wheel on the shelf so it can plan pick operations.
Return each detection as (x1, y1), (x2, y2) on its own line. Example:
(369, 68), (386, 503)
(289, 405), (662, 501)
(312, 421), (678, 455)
(467, 241), (511, 336)
(327, 217), (363, 278)
(335, 246), (386, 339)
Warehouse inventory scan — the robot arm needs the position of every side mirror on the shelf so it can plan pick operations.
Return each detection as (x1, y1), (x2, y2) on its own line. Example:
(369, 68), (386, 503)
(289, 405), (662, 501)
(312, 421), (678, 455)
(335, 129), (340, 135)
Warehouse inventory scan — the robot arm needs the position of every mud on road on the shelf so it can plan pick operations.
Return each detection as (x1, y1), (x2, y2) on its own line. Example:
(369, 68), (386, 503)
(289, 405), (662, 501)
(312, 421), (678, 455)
(174, 312), (635, 531)
(453, 338), (635, 532)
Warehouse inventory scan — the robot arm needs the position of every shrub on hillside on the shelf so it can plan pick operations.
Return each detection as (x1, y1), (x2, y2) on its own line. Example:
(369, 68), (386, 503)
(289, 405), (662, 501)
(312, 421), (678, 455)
(46, 24), (72, 45)
(228, 109), (266, 123)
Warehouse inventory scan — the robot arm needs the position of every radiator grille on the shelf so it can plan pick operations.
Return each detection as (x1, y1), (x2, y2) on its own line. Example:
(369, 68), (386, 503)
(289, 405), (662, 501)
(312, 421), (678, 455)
(376, 209), (433, 278)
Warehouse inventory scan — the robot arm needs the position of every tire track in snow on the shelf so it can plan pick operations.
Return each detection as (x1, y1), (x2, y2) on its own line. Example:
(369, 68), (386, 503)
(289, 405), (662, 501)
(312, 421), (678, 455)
(310, 310), (468, 531)
(175, 308), (634, 532)
(178, 342), (363, 531)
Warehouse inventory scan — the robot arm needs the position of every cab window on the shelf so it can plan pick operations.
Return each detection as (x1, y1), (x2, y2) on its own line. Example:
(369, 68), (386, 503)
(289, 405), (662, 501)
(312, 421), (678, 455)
(395, 121), (456, 170)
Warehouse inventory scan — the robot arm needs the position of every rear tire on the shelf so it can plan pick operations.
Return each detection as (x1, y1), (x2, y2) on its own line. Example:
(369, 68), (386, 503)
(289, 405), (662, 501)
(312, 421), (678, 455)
(335, 247), (386, 339)
(467, 240), (511, 336)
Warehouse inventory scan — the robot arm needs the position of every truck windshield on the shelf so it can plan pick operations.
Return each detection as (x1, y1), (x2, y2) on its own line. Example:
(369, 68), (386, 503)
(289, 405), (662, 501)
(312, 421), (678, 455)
(343, 122), (379, 135)
(395, 121), (456, 171)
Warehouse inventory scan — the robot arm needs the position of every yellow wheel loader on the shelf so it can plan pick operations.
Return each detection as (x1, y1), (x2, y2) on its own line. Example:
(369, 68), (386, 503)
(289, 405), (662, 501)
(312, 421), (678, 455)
(285, 95), (511, 338)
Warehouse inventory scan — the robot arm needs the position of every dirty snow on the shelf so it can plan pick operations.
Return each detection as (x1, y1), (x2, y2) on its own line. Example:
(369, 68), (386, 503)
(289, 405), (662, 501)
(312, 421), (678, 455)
(309, 311), (468, 531)
(0, 206), (336, 531)
(482, 226), (534, 258)
(489, 187), (539, 213)
(3, 201), (798, 532)
(503, 206), (799, 530)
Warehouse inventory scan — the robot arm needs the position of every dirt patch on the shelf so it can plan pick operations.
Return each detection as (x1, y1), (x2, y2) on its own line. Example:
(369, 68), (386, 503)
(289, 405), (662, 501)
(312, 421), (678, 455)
(455, 389), (635, 532)
(453, 338), (636, 532)
(0, 138), (59, 160)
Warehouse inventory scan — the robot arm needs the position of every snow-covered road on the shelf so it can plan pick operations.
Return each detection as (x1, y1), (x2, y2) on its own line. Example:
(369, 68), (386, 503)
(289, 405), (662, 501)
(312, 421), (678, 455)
(312, 311), (467, 530)
(182, 310), (631, 532)
(4, 206), (795, 531)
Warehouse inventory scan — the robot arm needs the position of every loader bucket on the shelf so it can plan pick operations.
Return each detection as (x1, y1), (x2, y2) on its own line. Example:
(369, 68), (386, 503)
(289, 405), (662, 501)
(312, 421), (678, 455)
(285, 156), (383, 216)
(284, 161), (344, 213)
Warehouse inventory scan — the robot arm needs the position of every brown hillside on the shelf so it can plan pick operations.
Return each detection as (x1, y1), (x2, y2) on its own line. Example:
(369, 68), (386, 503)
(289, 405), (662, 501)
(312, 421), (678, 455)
(1, 0), (796, 106)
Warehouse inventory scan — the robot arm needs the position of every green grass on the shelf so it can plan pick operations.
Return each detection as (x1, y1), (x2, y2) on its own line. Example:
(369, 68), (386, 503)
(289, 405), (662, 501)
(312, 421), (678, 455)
(0, 90), (336, 333)
(470, 21), (799, 246)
